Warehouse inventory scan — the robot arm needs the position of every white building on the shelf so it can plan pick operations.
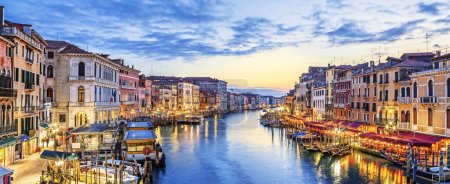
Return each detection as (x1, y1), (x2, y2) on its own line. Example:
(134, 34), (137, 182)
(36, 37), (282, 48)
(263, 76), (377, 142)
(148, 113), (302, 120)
(177, 82), (193, 111)
(312, 83), (326, 121)
(45, 40), (121, 129)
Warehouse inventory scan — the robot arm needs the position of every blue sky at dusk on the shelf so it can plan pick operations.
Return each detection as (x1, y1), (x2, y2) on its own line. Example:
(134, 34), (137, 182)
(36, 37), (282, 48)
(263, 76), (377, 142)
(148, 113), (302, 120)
(3, 0), (450, 96)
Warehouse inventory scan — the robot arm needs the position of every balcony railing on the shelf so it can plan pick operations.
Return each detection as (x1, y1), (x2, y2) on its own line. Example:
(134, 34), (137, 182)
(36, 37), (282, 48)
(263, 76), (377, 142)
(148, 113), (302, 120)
(121, 84), (136, 90)
(25, 82), (34, 91)
(0, 124), (18, 136)
(374, 118), (397, 125)
(398, 97), (412, 104)
(23, 106), (36, 113)
(397, 122), (411, 131)
(2, 26), (43, 50)
(69, 76), (95, 81)
(25, 57), (33, 64)
(420, 96), (438, 104)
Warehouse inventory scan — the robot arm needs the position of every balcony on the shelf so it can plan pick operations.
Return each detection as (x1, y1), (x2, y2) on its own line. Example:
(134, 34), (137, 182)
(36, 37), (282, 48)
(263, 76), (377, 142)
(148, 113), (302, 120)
(374, 118), (397, 125)
(398, 97), (411, 104)
(420, 96), (438, 104)
(325, 104), (333, 109)
(25, 82), (35, 92)
(0, 124), (18, 137)
(397, 122), (411, 131)
(121, 84), (136, 90)
(120, 100), (136, 105)
(94, 101), (120, 106)
(23, 106), (35, 113)
(1, 26), (43, 50)
(25, 57), (33, 64)
(69, 76), (95, 81)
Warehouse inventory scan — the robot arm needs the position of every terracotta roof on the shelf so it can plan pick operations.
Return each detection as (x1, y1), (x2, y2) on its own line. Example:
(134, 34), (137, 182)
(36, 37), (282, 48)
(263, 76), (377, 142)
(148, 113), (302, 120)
(400, 52), (435, 60)
(386, 56), (402, 62)
(59, 44), (91, 54)
(4, 20), (31, 31)
(394, 59), (431, 67)
(183, 77), (220, 82)
(45, 40), (70, 50)
(432, 53), (450, 61)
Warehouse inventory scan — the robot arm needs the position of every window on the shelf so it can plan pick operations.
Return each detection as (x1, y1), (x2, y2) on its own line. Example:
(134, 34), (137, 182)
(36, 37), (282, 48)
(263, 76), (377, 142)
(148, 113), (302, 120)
(46, 88), (53, 102)
(374, 87), (377, 96)
(21, 45), (24, 57)
(413, 82), (418, 98)
(78, 62), (85, 76)
(428, 108), (433, 127)
(379, 74), (383, 84)
(15, 68), (19, 81)
(401, 87), (405, 97)
(15, 42), (18, 55)
(78, 86), (85, 102)
(394, 72), (398, 82)
(428, 80), (433, 96)
(447, 109), (450, 129)
(385, 73), (389, 83)
(59, 114), (66, 122)
(406, 87), (411, 97)
(447, 78), (450, 97)
(394, 89), (398, 101)
(47, 65), (54, 78)
(47, 51), (54, 59)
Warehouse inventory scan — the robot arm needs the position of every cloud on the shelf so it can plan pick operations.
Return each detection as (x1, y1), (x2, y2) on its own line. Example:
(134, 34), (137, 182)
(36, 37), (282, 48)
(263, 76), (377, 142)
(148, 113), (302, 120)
(324, 19), (424, 44)
(417, 2), (442, 15)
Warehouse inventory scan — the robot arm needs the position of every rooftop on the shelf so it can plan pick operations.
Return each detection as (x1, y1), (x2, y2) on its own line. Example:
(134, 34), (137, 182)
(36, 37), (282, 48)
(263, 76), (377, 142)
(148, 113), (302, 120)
(124, 130), (157, 140)
(45, 40), (70, 50)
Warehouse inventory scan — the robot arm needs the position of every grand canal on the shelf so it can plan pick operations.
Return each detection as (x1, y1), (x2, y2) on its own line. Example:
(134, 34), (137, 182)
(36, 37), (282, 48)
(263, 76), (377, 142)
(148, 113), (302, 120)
(152, 110), (413, 184)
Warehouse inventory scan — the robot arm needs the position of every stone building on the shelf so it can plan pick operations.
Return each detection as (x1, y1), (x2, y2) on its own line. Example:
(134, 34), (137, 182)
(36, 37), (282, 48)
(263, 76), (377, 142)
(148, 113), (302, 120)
(45, 41), (120, 130)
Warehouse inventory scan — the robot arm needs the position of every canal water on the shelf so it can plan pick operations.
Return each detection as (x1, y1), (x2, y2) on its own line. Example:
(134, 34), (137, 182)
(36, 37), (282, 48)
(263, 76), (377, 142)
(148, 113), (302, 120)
(152, 110), (413, 184)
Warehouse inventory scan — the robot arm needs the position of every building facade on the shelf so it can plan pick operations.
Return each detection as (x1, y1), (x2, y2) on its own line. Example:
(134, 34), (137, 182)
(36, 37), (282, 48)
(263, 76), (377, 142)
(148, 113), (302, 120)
(45, 41), (121, 131)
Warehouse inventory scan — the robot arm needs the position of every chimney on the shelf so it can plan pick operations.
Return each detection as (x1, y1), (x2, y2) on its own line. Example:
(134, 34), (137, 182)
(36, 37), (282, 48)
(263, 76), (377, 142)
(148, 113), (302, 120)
(436, 50), (441, 57)
(0, 6), (4, 30)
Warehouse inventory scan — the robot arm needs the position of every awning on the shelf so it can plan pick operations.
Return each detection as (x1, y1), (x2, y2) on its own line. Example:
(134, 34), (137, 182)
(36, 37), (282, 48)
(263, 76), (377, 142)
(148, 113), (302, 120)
(40, 150), (79, 161)
(0, 166), (13, 176)
(39, 122), (49, 129)
(17, 134), (29, 142)
(0, 137), (17, 148)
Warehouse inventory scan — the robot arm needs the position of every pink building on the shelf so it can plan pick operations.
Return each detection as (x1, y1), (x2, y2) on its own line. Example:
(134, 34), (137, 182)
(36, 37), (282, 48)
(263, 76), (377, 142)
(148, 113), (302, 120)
(112, 59), (140, 119)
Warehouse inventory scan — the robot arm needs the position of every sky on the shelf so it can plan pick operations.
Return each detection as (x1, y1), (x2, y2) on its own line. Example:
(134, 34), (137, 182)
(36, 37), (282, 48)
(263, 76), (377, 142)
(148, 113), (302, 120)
(3, 0), (450, 96)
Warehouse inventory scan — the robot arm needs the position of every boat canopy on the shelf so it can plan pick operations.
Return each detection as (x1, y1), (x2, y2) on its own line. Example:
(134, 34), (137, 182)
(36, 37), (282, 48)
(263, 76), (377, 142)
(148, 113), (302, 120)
(0, 166), (13, 176)
(69, 124), (116, 135)
(124, 130), (157, 141)
(40, 150), (80, 161)
(127, 121), (154, 129)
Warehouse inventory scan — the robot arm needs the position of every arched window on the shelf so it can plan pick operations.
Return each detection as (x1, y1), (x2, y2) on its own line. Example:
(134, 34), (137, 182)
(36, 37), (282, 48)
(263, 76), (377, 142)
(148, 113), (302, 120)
(47, 65), (54, 78)
(447, 78), (450, 97)
(46, 88), (54, 102)
(428, 80), (433, 96)
(406, 87), (411, 97)
(78, 86), (85, 102)
(413, 82), (418, 98)
(78, 62), (85, 76)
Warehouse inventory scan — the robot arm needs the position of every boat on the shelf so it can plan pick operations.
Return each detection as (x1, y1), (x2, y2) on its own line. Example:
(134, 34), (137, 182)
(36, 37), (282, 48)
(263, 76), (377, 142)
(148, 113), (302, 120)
(331, 146), (351, 156)
(380, 151), (405, 166)
(318, 145), (331, 154)
(104, 159), (144, 175)
(177, 115), (203, 125)
(79, 165), (139, 184)
(405, 166), (450, 182)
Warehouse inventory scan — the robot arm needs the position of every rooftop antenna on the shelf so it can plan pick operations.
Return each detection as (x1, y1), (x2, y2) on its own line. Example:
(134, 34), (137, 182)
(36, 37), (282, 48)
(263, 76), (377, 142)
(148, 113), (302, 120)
(378, 45), (381, 63)
(426, 33), (430, 52)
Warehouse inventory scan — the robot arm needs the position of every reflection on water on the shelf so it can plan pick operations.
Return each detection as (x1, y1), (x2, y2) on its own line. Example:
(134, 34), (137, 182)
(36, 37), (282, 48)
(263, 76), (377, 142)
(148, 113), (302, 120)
(152, 111), (414, 184)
